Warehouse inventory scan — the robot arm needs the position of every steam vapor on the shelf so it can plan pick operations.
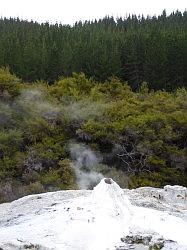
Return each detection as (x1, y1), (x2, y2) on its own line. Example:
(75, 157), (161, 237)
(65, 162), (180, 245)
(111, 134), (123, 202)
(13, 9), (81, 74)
(69, 143), (104, 189)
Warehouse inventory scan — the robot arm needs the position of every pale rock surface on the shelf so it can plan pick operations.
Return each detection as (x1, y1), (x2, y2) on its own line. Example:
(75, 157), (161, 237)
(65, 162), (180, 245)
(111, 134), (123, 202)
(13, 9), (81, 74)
(0, 179), (186, 250)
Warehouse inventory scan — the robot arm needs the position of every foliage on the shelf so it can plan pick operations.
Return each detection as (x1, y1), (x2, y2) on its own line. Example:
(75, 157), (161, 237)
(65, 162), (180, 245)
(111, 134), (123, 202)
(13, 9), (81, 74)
(0, 12), (187, 90)
(0, 67), (20, 98)
(0, 69), (186, 202)
(50, 72), (95, 101)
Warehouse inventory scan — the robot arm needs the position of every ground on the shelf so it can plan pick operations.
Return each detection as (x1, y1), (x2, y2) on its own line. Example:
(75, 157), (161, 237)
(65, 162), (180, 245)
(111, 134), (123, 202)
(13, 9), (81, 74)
(0, 179), (186, 250)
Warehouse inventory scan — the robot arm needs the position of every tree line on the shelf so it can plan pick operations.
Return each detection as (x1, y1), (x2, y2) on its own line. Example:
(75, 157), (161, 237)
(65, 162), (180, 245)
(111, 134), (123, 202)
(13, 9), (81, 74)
(0, 10), (187, 90)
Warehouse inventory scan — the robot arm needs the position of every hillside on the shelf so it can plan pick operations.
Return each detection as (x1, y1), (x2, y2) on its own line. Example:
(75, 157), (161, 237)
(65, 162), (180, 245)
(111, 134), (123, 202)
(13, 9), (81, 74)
(0, 11), (187, 90)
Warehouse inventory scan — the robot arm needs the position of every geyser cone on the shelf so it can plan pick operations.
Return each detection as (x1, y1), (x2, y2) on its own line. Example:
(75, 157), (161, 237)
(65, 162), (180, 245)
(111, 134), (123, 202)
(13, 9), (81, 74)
(91, 178), (132, 236)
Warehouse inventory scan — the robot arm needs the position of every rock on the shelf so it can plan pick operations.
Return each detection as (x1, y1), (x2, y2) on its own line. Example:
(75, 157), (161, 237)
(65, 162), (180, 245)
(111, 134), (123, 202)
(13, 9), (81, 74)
(122, 235), (152, 245)
(164, 185), (187, 203)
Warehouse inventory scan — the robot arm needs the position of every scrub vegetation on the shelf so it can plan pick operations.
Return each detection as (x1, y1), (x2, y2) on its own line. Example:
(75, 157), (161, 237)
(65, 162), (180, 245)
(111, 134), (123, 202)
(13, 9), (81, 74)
(0, 68), (186, 202)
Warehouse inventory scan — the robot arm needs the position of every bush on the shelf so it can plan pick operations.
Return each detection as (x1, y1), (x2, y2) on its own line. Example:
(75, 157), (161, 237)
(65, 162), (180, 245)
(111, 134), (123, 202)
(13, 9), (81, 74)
(0, 67), (20, 98)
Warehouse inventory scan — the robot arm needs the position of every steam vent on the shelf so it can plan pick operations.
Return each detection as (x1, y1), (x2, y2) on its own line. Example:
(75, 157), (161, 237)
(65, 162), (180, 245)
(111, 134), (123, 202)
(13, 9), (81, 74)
(0, 179), (187, 249)
(104, 178), (113, 184)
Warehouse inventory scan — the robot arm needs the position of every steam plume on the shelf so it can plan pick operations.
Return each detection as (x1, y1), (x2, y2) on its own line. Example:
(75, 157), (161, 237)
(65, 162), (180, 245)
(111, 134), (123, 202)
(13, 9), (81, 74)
(69, 143), (104, 189)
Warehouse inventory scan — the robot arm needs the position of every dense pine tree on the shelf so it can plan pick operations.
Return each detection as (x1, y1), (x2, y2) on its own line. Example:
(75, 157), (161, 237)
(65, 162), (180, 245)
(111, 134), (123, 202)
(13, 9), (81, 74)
(0, 11), (187, 90)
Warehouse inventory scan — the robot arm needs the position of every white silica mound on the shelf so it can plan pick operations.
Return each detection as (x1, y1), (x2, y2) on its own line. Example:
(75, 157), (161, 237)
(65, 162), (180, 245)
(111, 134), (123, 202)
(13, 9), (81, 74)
(87, 178), (132, 249)
(59, 178), (133, 250)
(92, 178), (132, 227)
(0, 178), (186, 250)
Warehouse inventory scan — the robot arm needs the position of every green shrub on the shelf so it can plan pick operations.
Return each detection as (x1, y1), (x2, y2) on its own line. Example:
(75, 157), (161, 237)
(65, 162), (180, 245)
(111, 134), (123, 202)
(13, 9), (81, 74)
(0, 67), (20, 98)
